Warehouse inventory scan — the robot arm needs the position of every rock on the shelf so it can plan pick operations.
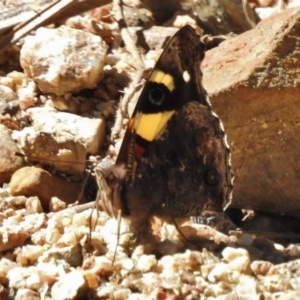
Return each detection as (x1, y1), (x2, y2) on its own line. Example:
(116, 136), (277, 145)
(9, 166), (86, 209)
(15, 289), (40, 300)
(7, 265), (57, 291)
(12, 107), (105, 173)
(202, 7), (300, 217)
(0, 227), (30, 253)
(0, 124), (25, 184)
(0, 213), (46, 252)
(41, 244), (83, 267)
(6, 71), (38, 111)
(222, 247), (249, 262)
(25, 197), (43, 214)
(128, 26), (178, 50)
(0, 258), (17, 285)
(136, 254), (157, 272)
(0, 85), (17, 104)
(141, 0), (257, 34)
(274, 258), (300, 277)
(48, 197), (66, 212)
(272, 291), (300, 300)
(251, 260), (274, 276)
(234, 275), (260, 299)
(16, 245), (46, 266)
(51, 270), (88, 300)
(0, 284), (8, 300)
(20, 26), (108, 95)
(27, 107), (105, 154)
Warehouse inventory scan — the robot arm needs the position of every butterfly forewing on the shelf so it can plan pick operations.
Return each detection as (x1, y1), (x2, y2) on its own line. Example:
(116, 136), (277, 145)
(116, 26), (207, 179)
(112, 25), (233, 223)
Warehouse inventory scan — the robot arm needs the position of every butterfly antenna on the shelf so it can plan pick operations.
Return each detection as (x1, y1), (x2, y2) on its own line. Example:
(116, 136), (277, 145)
(111, 210), (122, 266)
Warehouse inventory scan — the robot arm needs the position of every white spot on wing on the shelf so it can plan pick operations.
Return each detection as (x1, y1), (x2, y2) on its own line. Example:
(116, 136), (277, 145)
(183, 71), (190, 83)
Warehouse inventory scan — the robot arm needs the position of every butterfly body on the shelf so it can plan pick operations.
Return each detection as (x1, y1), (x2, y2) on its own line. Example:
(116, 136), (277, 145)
(99, 25), (233, 226)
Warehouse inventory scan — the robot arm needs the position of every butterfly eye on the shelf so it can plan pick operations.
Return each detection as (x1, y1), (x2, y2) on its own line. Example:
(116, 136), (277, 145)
(148, 87), (165, 106)
(205, 168), (219, 186)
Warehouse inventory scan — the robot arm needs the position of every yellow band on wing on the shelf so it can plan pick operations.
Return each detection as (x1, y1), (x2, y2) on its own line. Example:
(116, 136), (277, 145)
(135, 111), (175, 142)
(149, 70), (175, 92)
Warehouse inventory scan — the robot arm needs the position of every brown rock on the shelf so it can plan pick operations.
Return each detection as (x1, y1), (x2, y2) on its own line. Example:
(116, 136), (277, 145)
(9, 166), (86, 210)
(202, 7), (300, 217)
(0, 230), (30, 252)
(141, 0), (257, 34)
(0, 124), (25, 184)
(25, 197), (43, 214)
(0, 285), (8, 300)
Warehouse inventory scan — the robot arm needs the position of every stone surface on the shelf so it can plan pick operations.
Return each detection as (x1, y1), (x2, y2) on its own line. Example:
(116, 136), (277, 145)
(141, 0), (257, 34)
(0, 124), (25, 184)
(0, 85), (17, 104)
(12, 107), (105, 173)
(202, 7), (300, 217)
(15, 289), (40, 300)
(51, 270), (88, 300)
(9, 166), (86, 209)
(0, 72), (39, 114)
(20, 26), (108, 95)
(41, 244), (83, 267)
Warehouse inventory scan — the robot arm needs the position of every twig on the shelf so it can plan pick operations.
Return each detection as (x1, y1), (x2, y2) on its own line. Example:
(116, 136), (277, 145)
(242, 0), (258, 28)
(112, 210), (122, 265)
(231, 230), (300, 242)
(47, 201), (95, 218)
(111, 0), (145, 138)
(0, 0), (112, 52)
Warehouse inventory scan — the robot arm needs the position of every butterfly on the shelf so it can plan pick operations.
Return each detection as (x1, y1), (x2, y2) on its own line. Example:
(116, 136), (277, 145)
(96, 25), (233, 228)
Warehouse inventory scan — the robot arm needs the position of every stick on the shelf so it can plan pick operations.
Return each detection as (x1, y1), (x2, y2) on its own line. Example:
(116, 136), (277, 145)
(111, 0), (145, 138)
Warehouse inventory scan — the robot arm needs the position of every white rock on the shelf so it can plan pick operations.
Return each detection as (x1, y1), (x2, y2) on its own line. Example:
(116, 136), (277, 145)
(95, 284), (113, 298)
(28, 107), (104, 154)
(12, 107), (105, 173)
(49, 197), (66, 212)
(272, 291), (300, 300)
(0, 258), (17, 281)
(136, 255), (157, 272)
(20, 26), (108, 95)
(207, 262), (229, 283)
(102, 218), (132, 248)
(16, 245), (46, 266)
(290, 277), (300, 291)
(15, 288), (40, 300)
(120, 258), (135, 276)
(287, 244), (300, 256)
(51, 270), (87, 300)
(251, 260), (273, 276)
(113, 288), (132, 300)
(235, 275), (259, 298)
(263, 274), (291, 293)
(222, 247), (249, 262)
(90, 256), (112, 274)
(8, 266), (58, 290)
(0, 84), (17, 102)
(17, 80), (38, 110)
(227, 256), (251, 274)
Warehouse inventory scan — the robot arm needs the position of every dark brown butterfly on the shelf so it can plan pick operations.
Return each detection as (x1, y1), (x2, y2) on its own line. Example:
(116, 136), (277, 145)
(96, 25), (233, 228)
